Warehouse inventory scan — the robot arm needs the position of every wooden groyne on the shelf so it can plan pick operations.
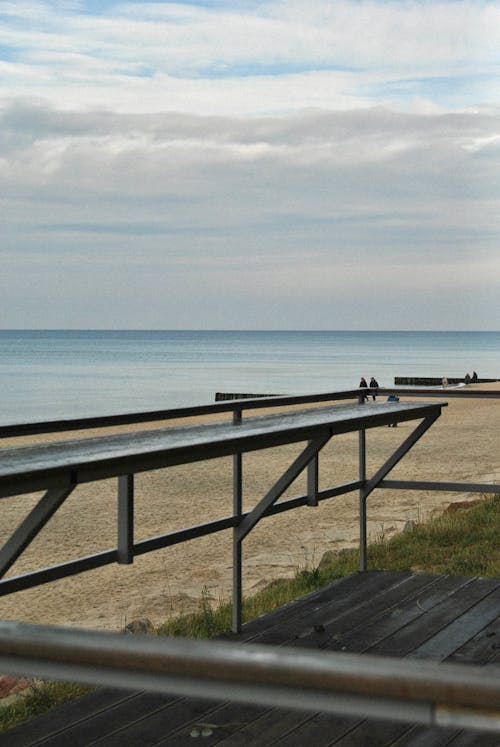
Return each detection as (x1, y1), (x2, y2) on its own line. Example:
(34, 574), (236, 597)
(215, 392), (280, 401)
(394, 377), (499, 386)
(216, 380), (500, 399)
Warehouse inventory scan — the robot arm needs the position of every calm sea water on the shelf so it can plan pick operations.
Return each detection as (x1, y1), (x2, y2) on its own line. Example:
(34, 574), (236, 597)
(0, 330), (499, 425)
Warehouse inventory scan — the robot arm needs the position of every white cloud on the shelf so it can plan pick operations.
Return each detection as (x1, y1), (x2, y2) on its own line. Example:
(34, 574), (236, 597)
(1, 1), (499, 115)
(1, 103), (498, 257)
(0, 1), (499, 328)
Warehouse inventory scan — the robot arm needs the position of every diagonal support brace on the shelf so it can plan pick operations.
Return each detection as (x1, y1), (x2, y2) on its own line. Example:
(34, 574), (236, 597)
(363, 413), (441, 502)
(0, 485), (75, 579)
(358, 412), (440, 571)
(236, 432), (331, 543)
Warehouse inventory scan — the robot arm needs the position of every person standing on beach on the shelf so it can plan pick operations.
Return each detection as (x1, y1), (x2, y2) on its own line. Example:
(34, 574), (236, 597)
(359, 376), (368, 401)
(369, 376), (379, 400)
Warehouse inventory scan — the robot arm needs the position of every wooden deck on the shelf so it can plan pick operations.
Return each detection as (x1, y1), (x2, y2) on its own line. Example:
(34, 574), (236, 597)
(2, 569), (499, 746)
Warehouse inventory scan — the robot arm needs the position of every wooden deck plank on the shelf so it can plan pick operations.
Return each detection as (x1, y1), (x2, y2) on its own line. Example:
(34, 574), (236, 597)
(204, 708), (312, 746)
(270, 713), (362, 747)
(445, 731), (500, 746)
(289, 574), (468, 652)
(238, 571), (431, 646)
(234, 570), (387, 640)
(448, 615), (500, 665)
(370, 576), (500, 658)
(91, 700), (269, 746)
(386, 724), (461, 746)
(328, 718), (415, 746)
(31, 692), (176, 747)
(409, 585), (500, 660)
(0, 689), (142, 747)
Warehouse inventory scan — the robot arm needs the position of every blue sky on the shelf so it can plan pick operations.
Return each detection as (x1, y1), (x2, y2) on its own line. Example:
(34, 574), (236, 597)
(1, 0), (499, 329)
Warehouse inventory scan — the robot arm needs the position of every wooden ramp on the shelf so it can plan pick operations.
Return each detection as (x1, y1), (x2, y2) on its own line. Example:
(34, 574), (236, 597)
(2, 570), (499, 746)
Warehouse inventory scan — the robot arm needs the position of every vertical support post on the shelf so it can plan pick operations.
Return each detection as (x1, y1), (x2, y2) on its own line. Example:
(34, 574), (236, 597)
(359, 431), (367, 571)
(358, 392), (367, 572)
(306, 442), (319, 506)
(232, 408), (243, 634)
(118, 474), (134, 565)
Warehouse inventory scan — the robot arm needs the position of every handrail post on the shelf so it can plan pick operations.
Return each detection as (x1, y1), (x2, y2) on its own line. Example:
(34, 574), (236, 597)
(232, 408), (243, 633)
(358, 392), (367, 571)
(307, 443), (319, 506)
(118, 474), (134, 564)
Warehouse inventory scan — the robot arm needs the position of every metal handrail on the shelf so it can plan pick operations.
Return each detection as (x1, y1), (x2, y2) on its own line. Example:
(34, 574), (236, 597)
(0, 390), (362, 439)
(0, 392), (498, 733)
(0, 394), (497, 623)
(1, 387), (499, 439)
(0, 621), (498, 732)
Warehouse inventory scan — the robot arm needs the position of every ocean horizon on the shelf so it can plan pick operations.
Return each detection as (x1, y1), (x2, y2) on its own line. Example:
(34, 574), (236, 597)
(1, 329), (499, 425)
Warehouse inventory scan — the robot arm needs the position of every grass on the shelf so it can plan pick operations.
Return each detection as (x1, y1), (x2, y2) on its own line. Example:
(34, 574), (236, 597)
(161, 493), (500, 638)
(0, 681), (91, 734)
(1, 493), (499, 732)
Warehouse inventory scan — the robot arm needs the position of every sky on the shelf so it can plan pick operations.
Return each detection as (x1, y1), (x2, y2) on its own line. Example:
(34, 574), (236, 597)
(1, 0), (499, 330)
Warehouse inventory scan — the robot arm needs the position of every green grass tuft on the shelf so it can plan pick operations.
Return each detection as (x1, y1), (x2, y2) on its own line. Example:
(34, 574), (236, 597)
(0, 681), (91, 734)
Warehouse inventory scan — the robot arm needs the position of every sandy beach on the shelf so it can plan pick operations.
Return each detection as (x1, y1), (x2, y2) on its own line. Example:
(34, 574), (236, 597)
(0, 383), (498, 632)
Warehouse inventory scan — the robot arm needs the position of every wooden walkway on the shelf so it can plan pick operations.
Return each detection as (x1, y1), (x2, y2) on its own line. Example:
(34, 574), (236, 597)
(2, 570), (500, 746)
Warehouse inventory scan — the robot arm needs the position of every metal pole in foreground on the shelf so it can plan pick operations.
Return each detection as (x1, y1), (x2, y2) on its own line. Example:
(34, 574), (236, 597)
(0, 621), (499, 733)
(232, 409), (243, 633)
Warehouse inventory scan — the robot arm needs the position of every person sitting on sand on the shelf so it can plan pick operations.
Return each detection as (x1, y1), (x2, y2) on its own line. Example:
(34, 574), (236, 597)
(369, 376), (379, 400)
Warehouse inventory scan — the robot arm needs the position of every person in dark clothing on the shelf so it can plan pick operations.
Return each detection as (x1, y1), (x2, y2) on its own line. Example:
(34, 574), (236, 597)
(369, 376), (379, 400)
(471, 371), (478, 383)
(464, 372), (471, 385)
(359, 377), (368, 402)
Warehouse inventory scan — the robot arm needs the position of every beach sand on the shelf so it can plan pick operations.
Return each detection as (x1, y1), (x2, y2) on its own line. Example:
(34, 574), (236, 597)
(0, 383), (498, 631)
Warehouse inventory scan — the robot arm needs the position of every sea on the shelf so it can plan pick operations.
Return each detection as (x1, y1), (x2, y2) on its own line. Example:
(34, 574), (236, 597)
(1, 330), (499, 426)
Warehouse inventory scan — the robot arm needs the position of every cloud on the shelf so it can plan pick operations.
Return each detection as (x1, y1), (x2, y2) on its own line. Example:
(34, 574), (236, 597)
(1, 102), (498, 260)
(1, 0), (499, 114)
(0, 1), (499, 329)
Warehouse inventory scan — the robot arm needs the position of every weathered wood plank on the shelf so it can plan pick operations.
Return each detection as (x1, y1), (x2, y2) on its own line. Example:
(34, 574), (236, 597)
(270, 713), (361, 746)
(449, 615), (500, 665)
(0, 689), (141, 747)
(207, 708), (312, 746)
(290, 574), (465, 652)
(370, 576), (500, 658)
(445, 730), (500, 746)
(88, 698), (264, 746)
(26, 692), (176, 747)
(158, 702), (271, 746)
(327, 719), (414, 746)
(386, 724), (461, 746)
(409, 585), (500, 660)
(237, 571), (423, 645)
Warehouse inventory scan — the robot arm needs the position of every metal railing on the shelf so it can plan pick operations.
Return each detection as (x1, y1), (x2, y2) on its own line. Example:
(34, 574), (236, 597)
(0, 389), (498, 632)
(0, 388), (499, 732)
(2, 386), (499, 440)
(0, 620), (498, 733)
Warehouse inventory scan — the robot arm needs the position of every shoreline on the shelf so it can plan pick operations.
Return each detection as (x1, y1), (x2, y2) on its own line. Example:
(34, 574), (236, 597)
(0, 383), (498, 631)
